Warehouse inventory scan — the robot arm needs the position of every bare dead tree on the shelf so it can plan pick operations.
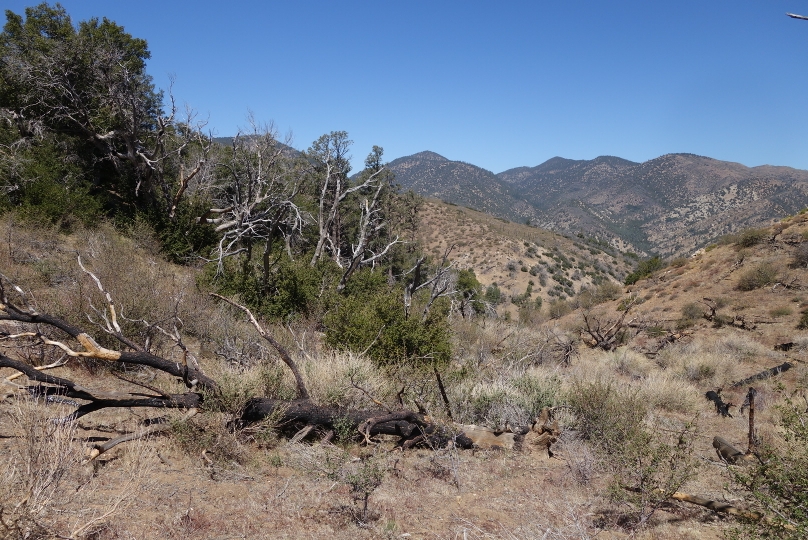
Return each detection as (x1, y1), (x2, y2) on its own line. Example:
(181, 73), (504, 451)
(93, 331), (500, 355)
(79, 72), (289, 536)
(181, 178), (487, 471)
(196, 118), (305, 284)
(402, 245), (456, 322)
(581, 296), (639, 351)
(306, 135), (399, 275)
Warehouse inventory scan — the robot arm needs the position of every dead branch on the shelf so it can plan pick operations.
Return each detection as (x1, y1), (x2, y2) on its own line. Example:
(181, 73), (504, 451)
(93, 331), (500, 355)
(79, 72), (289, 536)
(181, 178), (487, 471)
(211, 293), (309, 399)
(85, 408), (198, 462)
(581, 300), (637, 351)
(730, 362), (793, 389)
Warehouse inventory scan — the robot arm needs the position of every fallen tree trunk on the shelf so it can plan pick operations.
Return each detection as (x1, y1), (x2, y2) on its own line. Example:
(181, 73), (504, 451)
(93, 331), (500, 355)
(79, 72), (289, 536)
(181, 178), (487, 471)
(242, 398), (559, 452)
(731, 362), (793, 388)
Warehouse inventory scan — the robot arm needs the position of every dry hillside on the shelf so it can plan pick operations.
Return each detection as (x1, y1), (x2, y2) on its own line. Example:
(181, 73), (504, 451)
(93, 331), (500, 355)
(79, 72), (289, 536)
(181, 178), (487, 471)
(2, 211), (808, 539)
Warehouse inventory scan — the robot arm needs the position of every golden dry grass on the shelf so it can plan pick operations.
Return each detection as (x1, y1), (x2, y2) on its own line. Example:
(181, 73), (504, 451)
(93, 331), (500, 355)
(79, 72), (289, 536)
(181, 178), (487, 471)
(2, 213), (808, 538)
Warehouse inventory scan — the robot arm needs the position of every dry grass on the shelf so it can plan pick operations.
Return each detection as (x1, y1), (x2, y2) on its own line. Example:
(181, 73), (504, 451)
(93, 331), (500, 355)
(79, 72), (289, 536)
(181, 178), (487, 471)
(3, 214), (808, 538)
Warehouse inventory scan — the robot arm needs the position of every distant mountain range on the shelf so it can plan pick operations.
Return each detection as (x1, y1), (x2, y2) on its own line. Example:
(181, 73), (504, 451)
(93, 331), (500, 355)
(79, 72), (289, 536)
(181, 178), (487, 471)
(387, 151), (808, 256)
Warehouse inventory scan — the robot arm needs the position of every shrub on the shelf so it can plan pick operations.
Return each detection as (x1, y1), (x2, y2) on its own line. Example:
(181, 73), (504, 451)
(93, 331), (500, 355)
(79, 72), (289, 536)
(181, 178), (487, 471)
(770, 306), (793, 318)
(624, 256), (664, 285)
(324, 286), (452, 370)
(791, 243), (808, 269)
(735, 228), (767, 248)
(483, 283), (502, 305)
(547, 299), (572, 319)
(737, 262), (779, 291)
(798, 311), (808, 330)
(729, 396), (808, 538)
(567, 380), (699, 528)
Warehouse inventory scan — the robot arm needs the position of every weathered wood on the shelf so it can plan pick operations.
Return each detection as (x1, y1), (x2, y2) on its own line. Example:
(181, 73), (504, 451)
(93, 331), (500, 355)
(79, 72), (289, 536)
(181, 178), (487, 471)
(669, 491), (763, 520)
(731, 362), (793, 389)
(713, 436), (754, 464)
(0, 355), (204, 422)
(242, 399), (559, 453)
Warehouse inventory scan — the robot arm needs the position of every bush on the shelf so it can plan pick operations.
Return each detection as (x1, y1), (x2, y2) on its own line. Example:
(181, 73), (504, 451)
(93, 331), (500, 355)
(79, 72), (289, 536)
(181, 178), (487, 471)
(736, 228), (767, 248)
(677, 302), (704, 329)
(324, 285), (452, 370)
(729, 397), (808, 538)
(567, 380), (699, 528)
(791, 243), (808, 269)
(547, 299), (572, 319)
(737, 262), (779, 291)
(625, 256), (664, 285)
(483, 283), (502, 305)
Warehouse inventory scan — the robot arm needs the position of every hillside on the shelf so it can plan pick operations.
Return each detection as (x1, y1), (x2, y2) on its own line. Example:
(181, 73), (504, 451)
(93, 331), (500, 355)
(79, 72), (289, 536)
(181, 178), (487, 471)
(387, 152), (538, 223)
(3, 211), (808, 539)
(415, 199), (635, 317)
(390, 152), (808, 257)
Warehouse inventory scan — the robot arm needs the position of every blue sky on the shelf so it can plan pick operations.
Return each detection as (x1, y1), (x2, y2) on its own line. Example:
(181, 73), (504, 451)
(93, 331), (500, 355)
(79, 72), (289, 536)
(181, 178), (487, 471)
(5, 1), (808, 173)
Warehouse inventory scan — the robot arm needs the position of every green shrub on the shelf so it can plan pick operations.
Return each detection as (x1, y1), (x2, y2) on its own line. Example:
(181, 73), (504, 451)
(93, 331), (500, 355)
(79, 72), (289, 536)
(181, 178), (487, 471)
(567, 380), (699, 528)
(735, 228), (767, 248)
(737, 262), (779, 291)
(625, 256), (664, 285)
(798, 311), (808, 330)
(729, 397), (808, 538)
(483, 283), (502, 305)
(324, 285), (452, 369)
(547, 299), (572, 319)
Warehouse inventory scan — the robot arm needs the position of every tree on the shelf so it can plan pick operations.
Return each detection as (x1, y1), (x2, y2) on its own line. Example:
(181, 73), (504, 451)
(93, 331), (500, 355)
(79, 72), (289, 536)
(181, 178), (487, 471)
(306, 133), (398, 283)
(196, 117), (305, 288)
(0, 3), (210, 218)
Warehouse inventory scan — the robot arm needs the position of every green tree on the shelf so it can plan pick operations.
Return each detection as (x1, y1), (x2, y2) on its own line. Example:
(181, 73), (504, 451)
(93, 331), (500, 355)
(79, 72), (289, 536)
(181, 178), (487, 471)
(456, 268), (484, 316)
(0, 3), (210, 220)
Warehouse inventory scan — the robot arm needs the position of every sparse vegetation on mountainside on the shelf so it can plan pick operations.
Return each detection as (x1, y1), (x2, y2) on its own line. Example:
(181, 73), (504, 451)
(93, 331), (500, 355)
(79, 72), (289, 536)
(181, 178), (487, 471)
(391, 152), (808, 258)
(3, 4), (808, 540)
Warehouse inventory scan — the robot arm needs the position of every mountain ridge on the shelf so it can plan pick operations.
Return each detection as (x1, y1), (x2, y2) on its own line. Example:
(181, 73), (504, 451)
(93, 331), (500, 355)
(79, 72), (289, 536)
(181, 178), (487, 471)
(388, 151), (808, 257)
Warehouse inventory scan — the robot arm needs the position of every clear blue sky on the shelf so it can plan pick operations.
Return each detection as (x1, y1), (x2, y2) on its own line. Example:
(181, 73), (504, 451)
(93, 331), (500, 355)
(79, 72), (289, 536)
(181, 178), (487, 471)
(5, 1), (808, 173)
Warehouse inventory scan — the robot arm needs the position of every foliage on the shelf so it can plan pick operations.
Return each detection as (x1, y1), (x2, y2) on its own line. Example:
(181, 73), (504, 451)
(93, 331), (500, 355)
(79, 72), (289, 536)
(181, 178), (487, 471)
(483, 283), (502, 305)
(677, 302), (704, 329)
(624, 256), (664, 285)
(547, 298), (572, 319)
(324, 272), (452, 369)
(735, 228), (768, 248)
(737, 262), (779, 291)
(790, 243), (808, 269)
(567, 380), (699, 529)
(729, 397), (808, 538)
(456, 268), (485, 315)
(577, 282), (622, 309)
(0, 3), (164, 215)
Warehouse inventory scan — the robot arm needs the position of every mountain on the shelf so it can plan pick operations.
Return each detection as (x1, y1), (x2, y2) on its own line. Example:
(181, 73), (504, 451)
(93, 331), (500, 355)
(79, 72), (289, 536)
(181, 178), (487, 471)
(386, 152), (539, 223)
(389, 152), (808, 257)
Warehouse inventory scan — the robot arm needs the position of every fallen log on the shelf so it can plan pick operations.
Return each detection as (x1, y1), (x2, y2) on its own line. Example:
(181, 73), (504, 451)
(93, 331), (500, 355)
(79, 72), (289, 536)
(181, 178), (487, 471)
(731, 362), (793, 388)
(669, 491), (762, 520)
(242, 398), (559, 453)
(713, 436), (755, 464)
(666, 491), (795, 531)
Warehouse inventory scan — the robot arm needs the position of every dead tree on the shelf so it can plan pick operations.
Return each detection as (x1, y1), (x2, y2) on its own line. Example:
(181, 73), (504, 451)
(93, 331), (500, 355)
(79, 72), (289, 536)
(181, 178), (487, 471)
(306, 137), (400, 290)
(196, 118), (305, 285)
(581, 296), (638, 351)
